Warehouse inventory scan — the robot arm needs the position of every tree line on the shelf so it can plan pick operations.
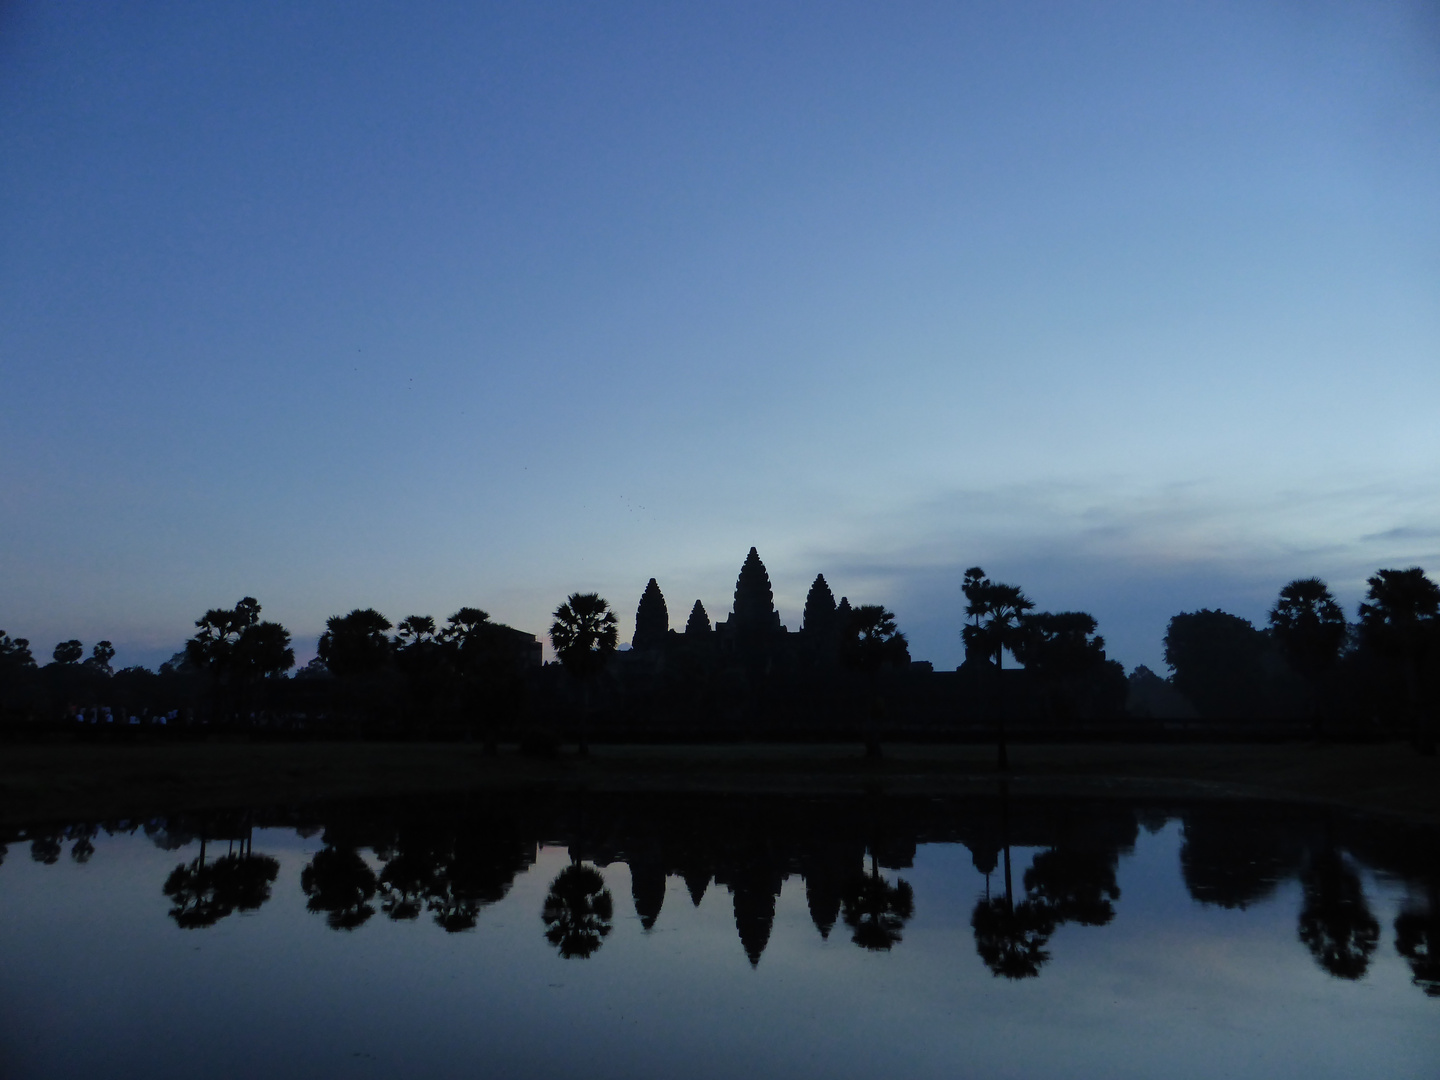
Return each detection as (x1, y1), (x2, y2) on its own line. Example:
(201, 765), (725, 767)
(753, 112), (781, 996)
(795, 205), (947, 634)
(0, 561), (1435, 746)
(6, 791), (1436, 994)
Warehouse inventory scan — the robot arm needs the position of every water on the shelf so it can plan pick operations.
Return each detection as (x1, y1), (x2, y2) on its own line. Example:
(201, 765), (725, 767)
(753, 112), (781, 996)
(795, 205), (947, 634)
(1, 792), (1436, 1079)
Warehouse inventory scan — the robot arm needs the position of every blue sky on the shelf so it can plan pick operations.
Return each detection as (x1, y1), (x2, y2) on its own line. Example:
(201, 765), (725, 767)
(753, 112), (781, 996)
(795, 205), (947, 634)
(2, 1), (1437, 671)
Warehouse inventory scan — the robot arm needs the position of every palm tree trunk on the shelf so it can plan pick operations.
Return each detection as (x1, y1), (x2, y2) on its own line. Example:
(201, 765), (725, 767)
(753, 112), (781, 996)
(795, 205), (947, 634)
(995, 648), (1009, 772)
(865, 677), (883, 760)
(578, 682), (590, 757)
(1405, 651), (1435, 755)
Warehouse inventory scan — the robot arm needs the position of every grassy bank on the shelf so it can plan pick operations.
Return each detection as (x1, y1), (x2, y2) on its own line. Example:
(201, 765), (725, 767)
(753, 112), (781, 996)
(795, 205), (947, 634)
(1, 741), (1436, 824)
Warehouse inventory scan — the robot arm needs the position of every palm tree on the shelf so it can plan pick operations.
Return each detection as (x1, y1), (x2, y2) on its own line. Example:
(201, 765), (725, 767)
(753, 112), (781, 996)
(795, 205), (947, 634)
(1358, 567), (1439, 753)
(840, 604), (910, 759)
(1269, 578), (1347, 736)
(541, 862), (614, 958)
(841, 854), (915, 951)
(962, 569), (1034, 770)
(549, 593), (618, 755)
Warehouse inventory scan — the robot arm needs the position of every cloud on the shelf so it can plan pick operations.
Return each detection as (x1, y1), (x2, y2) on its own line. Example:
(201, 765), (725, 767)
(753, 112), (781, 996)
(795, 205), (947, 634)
(788, 474), (1440, 673)
(1359, 524), (1440, 543)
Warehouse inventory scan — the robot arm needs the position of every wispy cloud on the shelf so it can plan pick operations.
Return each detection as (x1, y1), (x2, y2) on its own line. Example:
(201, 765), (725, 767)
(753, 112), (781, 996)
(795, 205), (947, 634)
(789, 474), (1440, 673)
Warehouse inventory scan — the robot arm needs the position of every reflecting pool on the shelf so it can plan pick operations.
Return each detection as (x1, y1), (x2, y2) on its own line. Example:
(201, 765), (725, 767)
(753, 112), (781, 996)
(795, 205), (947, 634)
(1, 791), (1436, 1079)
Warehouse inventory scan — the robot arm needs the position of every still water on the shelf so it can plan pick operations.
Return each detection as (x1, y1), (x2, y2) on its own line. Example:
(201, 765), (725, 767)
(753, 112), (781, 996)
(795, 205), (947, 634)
(1, 791), (1436, 1079)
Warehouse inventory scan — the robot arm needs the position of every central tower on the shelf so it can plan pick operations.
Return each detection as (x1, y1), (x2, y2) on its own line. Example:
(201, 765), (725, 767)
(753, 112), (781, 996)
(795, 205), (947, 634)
(732, 547), (782, 633)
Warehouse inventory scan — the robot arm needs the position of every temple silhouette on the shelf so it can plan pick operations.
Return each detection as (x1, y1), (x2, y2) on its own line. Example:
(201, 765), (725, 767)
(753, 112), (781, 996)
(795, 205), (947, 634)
(620, 547), (894, 672)
(12, 791), (1437, 991)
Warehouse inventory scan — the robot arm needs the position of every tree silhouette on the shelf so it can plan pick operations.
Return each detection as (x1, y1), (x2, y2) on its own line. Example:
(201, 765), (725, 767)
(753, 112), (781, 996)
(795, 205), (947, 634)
(971, 893), (1053, 979)
(840, 605), (909, 758)
(393, 614), (448, 736)
(549, 593), (617, 755)
(1, 632), (35, 670)
(961, 569), (1033, 770)
(1012, 611), (1126, 722)
(1179, 809), (1303, 910)
(27, 832), (61, 864)
(1394, 887), (1440, 998)
(1023, 846), (1120, 927)
(163, 835), (277, 929)
(427, 829), (533, 933)
(841, 605), (910, 672)
(301, 846), (379, 930)
(1297, 848), (1379, 980)
(1358, 567), (1439, 753)
(633, 579), (669, 651)
(841, 855), (914, 951)
(185, 598), (259, 686)
(0, 631), (36, 718)
(442, 607), (522, 750)
(541, 862), (614, 958)
(234, 621), (293, 682)
(378, 847), (438, 921)
(186, 598), (292, 720)
(317, 609), (394, 679)
(69, 828), (96, 863)
(164, 839), (228, 929)
(1163, 609), (1285, 719)
(971, 784), (1054, 979)
(209, 847), (280, 917)
(83, 640), (115, 676)
(1269, 578), (1347, 732)
(52, 640), (83, 665)
(395, 615), (438, 646)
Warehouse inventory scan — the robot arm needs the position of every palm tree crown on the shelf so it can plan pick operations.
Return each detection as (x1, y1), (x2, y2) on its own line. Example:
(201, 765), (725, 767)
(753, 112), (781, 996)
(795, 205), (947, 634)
(550, 593), (618, 679)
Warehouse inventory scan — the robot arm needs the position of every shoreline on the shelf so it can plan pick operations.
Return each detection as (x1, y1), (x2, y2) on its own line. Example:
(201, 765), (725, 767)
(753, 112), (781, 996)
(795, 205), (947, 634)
(1, 741), (1436, 825)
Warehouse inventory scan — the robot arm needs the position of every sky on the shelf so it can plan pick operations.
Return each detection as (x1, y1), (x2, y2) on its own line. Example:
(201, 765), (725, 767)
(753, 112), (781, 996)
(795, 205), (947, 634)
(1, 1), (1437, 672)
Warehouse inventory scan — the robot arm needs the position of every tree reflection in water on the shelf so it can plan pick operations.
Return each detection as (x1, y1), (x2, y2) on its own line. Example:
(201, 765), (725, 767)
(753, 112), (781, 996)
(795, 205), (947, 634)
(1394, 884), (1440, 997)
(1297, 847), (1380, 980)
(842, 855), (914, 951)
(542, 862), (613, 959)
(377, 847), (437, 921)
(972, 893), (1054, 979)
(301, 846), (378, 930)
(8, 790), (1440, 1000)
(971, 819), (1053, 981)
(165, 834), (280, 929)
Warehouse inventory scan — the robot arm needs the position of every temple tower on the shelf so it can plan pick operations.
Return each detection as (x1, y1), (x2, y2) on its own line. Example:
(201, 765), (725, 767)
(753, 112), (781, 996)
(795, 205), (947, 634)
(632, 579), (669, 650)
(732, 547), (782, 634)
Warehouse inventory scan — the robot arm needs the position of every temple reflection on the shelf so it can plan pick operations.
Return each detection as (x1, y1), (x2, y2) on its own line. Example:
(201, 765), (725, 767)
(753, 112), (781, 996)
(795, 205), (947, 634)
(3, 791), (1438, 995)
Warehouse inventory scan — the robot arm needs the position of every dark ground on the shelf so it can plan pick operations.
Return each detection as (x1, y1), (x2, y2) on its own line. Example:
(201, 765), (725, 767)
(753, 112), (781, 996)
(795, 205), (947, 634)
(1, 741), (1437, 825)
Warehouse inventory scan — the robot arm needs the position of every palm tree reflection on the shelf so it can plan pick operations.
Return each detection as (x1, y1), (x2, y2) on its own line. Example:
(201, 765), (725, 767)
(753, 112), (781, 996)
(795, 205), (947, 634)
(1394, 884), (1440, 997)
(542, 862), (613, 959)
(1297, 847), (1379, 980)
(301, 846), (378, 930)
(970, 786), (1053, 979)
(841, 855), (914, 951)
(164, 833), (279, 929)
